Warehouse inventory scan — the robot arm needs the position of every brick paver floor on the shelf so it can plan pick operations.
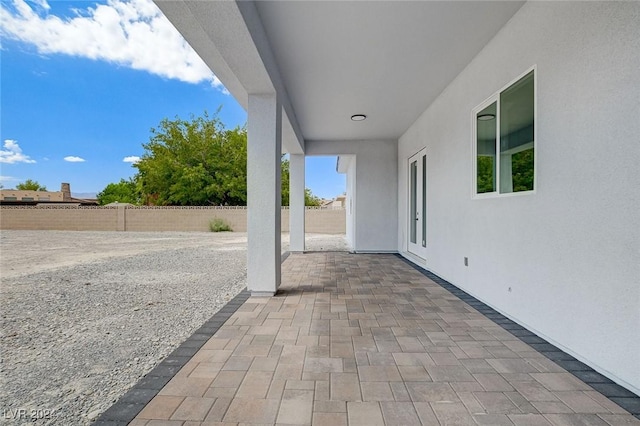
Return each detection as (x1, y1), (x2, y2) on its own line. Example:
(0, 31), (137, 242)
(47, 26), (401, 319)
(130, 253), (638, 425)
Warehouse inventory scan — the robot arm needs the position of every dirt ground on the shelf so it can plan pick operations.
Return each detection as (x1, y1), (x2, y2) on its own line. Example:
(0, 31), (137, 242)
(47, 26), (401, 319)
(0, 230), (348, 279)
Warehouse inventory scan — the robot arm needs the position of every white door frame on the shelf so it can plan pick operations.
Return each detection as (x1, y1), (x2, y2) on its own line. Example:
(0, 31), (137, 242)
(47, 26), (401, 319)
(408, 148), (427, 259)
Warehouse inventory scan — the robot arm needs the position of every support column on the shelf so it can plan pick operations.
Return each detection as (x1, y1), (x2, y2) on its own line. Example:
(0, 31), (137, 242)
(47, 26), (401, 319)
(247, 94), (282, 296)
(289, 154), (305, 252)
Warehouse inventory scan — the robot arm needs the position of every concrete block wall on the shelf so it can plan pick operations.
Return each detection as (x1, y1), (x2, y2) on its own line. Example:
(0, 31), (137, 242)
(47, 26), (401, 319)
(0, 206), (345, 234)
(124, 207), (249, 232)
(304, 208), (346, 234)
(0, 206), (118, 231)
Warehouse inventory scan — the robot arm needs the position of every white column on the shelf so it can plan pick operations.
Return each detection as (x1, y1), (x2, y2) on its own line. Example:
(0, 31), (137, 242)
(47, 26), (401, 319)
(247, 94), (282, 296)
(289, 154), (305, 252)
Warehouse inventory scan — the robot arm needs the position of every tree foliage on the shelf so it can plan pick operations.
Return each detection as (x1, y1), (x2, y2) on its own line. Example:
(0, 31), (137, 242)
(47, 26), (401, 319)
(98, 111), (323, 206)
(97, 178), (140, 205)
(281, 157), (290, 206)
(476, 148), (534, 194)
(134, 111), (248, 206)
(511, 148), (534, 192)
(16, 179), (46, 191)
(280, 158), (322, 206)
(304, 188), (321, 206)
(476, 157), (495, 193)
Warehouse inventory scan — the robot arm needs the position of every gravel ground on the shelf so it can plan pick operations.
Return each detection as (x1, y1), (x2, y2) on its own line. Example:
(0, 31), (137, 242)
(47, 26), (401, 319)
(0, 231), (346, 425)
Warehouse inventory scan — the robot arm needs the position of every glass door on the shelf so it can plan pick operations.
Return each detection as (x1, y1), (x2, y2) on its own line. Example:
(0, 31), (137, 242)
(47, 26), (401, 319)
(408, 149), (427, 258)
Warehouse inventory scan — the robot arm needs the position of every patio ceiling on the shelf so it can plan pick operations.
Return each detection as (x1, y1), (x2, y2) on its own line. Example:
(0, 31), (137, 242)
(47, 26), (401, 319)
(156, 1), (524, 146)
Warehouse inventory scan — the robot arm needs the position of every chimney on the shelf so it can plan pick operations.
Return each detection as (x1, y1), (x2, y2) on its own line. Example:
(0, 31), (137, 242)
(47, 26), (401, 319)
(61, 183), (72, 201)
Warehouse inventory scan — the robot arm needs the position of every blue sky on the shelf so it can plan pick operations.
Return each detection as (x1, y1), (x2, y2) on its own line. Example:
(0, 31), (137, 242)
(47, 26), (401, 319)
(0, 0), (345, 199)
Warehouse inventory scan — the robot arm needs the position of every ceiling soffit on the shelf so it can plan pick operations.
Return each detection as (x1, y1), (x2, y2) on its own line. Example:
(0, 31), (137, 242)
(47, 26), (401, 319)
(254, 1), (525, 141)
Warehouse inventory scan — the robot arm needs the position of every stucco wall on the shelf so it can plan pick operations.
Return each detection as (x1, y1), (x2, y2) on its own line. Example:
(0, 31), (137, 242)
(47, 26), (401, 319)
(398, 2), (640, 393)
(0, 206), (345, 234)
(307, 140), (397, 252)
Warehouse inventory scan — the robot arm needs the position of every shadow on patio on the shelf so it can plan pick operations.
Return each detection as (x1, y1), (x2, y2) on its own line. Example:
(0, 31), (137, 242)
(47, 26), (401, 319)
(101, 252), (639, 425)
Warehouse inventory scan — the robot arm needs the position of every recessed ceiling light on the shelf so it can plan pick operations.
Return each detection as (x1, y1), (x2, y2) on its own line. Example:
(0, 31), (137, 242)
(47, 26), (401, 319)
(477, 113), (496, 121)
(351, 114), (367, 121)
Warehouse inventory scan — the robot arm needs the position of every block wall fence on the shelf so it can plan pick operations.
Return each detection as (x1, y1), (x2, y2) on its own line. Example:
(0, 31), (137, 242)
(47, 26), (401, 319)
(0, 206), (346, 234)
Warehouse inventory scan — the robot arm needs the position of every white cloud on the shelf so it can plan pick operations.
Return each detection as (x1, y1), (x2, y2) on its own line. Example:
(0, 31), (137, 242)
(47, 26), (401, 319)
(0, 139), (36, 164)
(31, 0), (50, 12)
(123, 155), (140, 163)
(64, 156), (86, 162)
(0, 175), (19, 183)
(0, 0), (224, 89)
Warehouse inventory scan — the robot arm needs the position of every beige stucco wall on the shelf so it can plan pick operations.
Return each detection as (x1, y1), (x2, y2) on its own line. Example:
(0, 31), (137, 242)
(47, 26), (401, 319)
(0, 206), (345, 234)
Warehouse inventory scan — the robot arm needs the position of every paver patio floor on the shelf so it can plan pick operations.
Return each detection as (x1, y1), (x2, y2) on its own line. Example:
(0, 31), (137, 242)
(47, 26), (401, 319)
(129, 252), (638, 425)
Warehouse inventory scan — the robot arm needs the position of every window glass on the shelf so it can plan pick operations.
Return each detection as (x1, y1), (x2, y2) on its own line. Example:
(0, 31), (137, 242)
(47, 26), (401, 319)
(499, 71), (534, 193)
(410, 160), (417, 244)
(474, 69), (535, 196)
(476, 102), (497, 193)
(422, 154), (426, 247)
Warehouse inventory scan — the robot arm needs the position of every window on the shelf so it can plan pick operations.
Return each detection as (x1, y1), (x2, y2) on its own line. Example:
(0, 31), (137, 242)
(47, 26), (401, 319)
(474, 69), (535, 195)
(21, 197), (34, 201)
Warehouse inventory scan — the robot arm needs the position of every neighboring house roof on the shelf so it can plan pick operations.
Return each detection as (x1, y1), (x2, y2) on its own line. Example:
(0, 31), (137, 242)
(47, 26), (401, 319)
(0, 183), (98, 206)
(319, 195), (346, 208)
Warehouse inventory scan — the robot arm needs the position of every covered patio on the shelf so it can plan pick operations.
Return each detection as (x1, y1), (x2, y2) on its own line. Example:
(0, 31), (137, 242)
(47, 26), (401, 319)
(93, 1), (639, 422)
(99, 252), (638, 425)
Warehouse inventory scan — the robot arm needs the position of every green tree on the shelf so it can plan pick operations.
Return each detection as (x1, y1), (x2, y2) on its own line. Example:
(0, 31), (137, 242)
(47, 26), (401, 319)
(135, 111), (248, 206)
(280, 158), (322, 206)
(281, 157), (290, 206)
(305, 188), (321, 206)
(134, 111), (322, 206)
(97, 178), (141, 205)
(16, 179), (46, 191)
(476, 157), (495, 193)
(476, 149), (534, 194)
(511, 148), (534, 192)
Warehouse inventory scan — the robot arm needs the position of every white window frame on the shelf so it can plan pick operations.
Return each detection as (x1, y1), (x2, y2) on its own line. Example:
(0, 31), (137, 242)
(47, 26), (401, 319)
(472, 66), (537, 199)
(407, 147), (427, 260)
